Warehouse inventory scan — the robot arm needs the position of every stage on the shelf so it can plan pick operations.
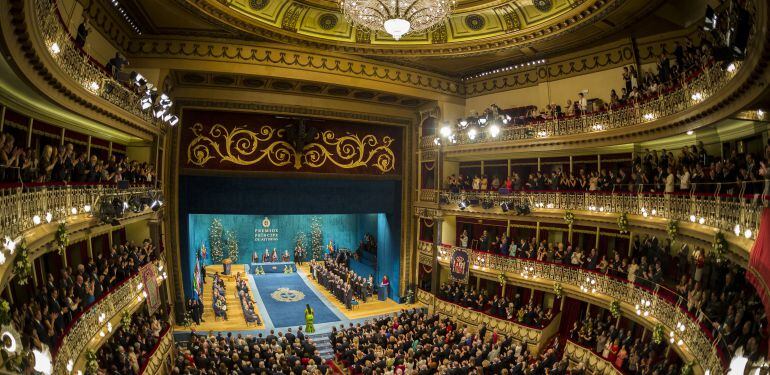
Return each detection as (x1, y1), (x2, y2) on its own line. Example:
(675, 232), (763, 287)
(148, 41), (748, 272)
(177, 264), (408, 334)
(248, 262), (296, 274)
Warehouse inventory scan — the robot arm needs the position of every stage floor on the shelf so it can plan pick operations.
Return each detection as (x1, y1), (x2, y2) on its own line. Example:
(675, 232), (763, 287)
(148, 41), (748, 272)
(175, 263), (409, 334)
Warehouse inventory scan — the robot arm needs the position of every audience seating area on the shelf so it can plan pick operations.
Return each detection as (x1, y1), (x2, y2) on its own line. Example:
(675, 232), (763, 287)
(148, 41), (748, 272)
(235, 272), (262, 326)
(93, 311), (169, 374)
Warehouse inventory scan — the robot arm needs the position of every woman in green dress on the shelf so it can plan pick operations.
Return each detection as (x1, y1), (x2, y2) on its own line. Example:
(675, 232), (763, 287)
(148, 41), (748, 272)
(304, 304), (315, 333)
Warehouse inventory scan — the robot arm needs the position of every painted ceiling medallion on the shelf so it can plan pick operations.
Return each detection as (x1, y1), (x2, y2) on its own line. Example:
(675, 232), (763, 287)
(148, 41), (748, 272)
(464, 14), (485, 31)
(339, 0), (456, 40)
(533, 0), (553, 12)
(318, 13), (338, 30)
(249, 0), (269, 10)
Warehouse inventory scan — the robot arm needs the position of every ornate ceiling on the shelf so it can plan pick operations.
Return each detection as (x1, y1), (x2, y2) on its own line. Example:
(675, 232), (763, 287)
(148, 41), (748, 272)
(113, 0), (705, 76)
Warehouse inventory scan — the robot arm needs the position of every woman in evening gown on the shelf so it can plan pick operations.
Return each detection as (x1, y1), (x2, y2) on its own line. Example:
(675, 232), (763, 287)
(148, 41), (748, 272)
(305, 304), (315, 333)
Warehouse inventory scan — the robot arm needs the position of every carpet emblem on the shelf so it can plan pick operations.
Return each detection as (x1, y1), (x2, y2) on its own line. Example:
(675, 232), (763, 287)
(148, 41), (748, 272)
(271, 287), (305, 302)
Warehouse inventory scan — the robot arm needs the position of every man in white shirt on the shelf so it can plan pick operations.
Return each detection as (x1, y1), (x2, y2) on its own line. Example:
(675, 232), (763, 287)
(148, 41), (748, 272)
(578, 93), (588, 114)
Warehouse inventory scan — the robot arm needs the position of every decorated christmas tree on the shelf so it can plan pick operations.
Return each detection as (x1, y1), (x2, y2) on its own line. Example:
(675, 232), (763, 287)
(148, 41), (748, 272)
(310, 216), (323, 261)
(294, 231), (307, 251)
(209, 218), (225, 264)
(225, 230), (239, 263)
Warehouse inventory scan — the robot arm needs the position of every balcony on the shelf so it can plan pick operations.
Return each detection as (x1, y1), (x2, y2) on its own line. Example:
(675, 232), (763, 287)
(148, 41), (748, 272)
(0, 183), (162, 284)
(422, 242), (726, 374)
(426, 189), (761, 256)
(51, 261), (168, 375)
(422, 61), (739, 150)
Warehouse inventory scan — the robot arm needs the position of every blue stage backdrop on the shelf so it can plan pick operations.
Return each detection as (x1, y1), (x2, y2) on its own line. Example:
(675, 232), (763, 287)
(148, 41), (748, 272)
(179, 176), (402, 302)
(188, 213), (378, 265)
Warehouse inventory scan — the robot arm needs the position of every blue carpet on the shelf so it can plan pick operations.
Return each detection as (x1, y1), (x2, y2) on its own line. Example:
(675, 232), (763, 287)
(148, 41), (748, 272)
(252, 273), (339, 328)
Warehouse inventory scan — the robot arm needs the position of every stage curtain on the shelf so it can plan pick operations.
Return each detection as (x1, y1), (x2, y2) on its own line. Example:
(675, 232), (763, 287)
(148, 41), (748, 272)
(559, 297), (584, 336)
(746, 208), (770, 355)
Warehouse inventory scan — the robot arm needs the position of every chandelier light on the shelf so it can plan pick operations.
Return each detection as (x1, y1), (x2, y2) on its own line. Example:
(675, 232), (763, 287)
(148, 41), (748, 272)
(339, 0), (456, 40)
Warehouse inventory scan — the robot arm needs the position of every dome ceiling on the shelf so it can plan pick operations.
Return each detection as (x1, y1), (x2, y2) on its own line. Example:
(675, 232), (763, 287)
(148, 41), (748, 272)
(178, 0), (641, 56)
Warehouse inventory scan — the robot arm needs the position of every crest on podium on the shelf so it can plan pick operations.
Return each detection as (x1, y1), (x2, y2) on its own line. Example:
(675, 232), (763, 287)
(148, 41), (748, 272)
(449, 247), (470, 283)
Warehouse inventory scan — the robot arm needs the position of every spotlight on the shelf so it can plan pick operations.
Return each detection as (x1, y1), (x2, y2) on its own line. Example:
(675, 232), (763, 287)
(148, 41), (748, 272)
(500, 201), (510, 212)
(489, 124), (500, 137)
(689, 215), (696, 222)
(458, 199), (469, 210)
(734, 224), (741, 236)
(481, 199), (494, 210)
(459, 119), (468, 127)
(726, 63), (736, 73)
(744, 229), (752, 238)
(32, 215), (41, 225)
(439, 125), (452, 138)
(159, 93), (173, 108)
(478, 117), (487, 126)
(130, 72), (147, 87)
(686, 130), (693, 135)
(84, 204), (92, 213)
(467, 128), (478, 140)
(70, 207), (78, 215)
(45, 212), (53, 223)
(49, 42), (61, 54)
(698, 217), (705, 225)
(140, 96), (153, 110)
(162, 112), (173, 122)
(168, 116), (179, 126)
(89, 81), (100, 91)
(153, 107), (166, 119)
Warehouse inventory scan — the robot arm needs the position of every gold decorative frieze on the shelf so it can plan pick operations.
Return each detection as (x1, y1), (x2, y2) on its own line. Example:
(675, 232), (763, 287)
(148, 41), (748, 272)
(418, 253), (433, 266)
(181, 109), (402, 175)
(414, 207), (442, 219)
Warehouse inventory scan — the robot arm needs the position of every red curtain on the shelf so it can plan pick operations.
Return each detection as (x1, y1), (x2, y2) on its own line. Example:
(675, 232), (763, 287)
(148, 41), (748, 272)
(746, 208), (770, 355)
(559, 297), (584, 336)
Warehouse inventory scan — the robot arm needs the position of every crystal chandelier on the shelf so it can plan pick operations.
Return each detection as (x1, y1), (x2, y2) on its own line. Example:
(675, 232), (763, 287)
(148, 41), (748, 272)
(339, 0), (456, 40)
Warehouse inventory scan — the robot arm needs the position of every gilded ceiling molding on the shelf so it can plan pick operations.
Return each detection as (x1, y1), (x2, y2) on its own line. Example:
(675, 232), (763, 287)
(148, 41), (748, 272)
(174, 0), (627, 57)
(464, 40), (635, 96)
(79, 0), (133, 51)
(175, 99), (414, 126)
(127, 39), (464, 97)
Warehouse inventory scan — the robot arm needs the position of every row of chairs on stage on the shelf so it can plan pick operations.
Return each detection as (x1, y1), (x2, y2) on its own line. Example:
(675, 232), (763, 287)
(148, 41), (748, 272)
(235, 273), (262, 327)
(212, 273), (228, 321)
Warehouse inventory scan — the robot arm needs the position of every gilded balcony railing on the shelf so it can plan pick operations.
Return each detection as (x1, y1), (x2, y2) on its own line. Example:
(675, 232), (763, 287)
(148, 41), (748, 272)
(31, 0), (158, 125)
(419, 61), (739, 149)
(53, 261), (167, 375)
(139, 325), (174, 375)
(431, 245), (725, 373)
(0, 183), (161, 240)
(436, 190), (761, 241)
(564, 340), (623, 375)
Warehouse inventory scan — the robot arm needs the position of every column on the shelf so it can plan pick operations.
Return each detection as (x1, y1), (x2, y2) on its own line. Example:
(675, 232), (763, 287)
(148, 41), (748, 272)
(0, 105), (5, 132)
(26, 118), (33, 148)
(149, 219), (163, 258)
(430, 217), (443, 295)
(86, 235), (93, 259)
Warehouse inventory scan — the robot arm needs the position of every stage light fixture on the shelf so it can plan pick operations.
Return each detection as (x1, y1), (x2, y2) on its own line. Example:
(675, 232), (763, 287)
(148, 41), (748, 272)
(500, 201), (510, 212)
(153, 107), (166, 119)
(481, 199), (494, 210)
(458, 200), (467, 210)
(439, 125), (452, 138)
(168, 116), (179, 126)
(130, 72), (147, 87)
(467, 128), (478, 140)
(162, 112), (173, 122)
(489, 124), (501, 137)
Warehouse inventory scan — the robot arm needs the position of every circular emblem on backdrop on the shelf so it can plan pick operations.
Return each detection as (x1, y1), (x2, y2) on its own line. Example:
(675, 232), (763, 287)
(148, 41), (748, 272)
(249, 0), (269, 10)
(465, 14), (485, 31)
(533, 0), (553, 12)
(318, 13), (338, 30)
(271, 288), (305, 302)
(262, 217), (271, 228)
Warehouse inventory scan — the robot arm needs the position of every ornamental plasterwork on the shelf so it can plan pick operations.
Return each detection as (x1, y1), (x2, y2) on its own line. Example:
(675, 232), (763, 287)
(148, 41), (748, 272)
(414, 207), (442, 219)
(176, 0), (623, 56)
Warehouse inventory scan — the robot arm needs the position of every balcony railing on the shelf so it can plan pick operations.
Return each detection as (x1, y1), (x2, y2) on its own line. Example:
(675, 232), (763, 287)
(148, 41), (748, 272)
(53, 261), (167, 375)
(434, 189), (762, 241)
(420, 61), (738, 149)
(428, 243), (725, 374)
(31, 0), (158, 125)
(564, 340), (623, 375)
(0, 182), (161, 241)
(138, 324), (174, 375)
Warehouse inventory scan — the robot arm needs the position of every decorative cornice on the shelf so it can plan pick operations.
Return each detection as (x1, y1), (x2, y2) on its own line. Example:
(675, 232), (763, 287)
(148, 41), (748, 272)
(175, 99), (414, 126)
(127, 39), (463, 97)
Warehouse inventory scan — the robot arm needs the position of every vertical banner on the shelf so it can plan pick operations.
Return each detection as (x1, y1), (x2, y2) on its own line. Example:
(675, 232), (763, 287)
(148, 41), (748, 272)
(141, 263), (161, 314)
(449, 247), (470, 283)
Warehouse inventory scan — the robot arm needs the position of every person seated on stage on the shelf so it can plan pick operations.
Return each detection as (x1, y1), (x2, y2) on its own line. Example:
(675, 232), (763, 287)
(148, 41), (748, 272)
(263, 248), (270, 263)
(282, 250), (290, 262)
(271, 248), (278, 262)
(251, 251), (259, 263)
